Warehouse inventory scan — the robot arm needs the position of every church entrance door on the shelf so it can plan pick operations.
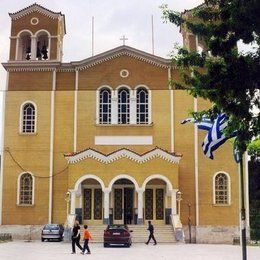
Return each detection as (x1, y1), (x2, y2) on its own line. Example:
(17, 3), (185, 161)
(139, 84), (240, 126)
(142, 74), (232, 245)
(113, 186), (134, 225)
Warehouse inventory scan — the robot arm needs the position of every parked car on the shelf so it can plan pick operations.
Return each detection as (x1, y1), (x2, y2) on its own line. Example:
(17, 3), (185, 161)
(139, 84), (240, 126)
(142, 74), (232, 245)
(103, 224), (133, 247)
(41, 224), (64, 242)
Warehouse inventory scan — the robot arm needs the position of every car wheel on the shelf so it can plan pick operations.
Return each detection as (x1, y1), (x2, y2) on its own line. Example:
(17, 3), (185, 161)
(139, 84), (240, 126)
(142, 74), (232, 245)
(103, 243), (108, 247)
(125, 243), (130, 247)
(41, 238), (45, 242)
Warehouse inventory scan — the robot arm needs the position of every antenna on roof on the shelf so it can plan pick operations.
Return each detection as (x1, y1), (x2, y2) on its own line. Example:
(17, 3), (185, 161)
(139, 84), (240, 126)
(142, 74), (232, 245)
(151, 15), (155, 55)
(92, 16), (94, 56)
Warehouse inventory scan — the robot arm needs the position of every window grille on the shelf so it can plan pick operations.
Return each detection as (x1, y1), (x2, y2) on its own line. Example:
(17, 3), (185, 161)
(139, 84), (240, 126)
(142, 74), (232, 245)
(99, 88), (111, 124)
(137, 88), (149, 124)
(19, 173), (33, 205)
(22, 103), (36, 133)
(118, 88), (130, 124)
(214, 173), (229, 204)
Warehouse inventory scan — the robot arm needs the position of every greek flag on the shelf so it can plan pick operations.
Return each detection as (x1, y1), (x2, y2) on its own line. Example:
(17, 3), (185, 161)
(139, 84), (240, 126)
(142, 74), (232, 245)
(182, 113), (238, 160)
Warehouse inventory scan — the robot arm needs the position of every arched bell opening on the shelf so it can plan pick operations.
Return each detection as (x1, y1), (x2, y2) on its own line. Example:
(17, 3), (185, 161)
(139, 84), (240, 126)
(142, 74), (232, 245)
(36, 31), (50, 60)
(17, 31), (32, 60)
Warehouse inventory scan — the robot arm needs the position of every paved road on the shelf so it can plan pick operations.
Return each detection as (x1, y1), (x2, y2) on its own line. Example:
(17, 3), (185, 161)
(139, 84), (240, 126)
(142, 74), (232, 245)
(0, 241), (260, 260)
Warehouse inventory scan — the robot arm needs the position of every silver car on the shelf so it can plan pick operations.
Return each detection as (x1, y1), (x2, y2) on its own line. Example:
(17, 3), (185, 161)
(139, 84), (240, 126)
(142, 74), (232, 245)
(41, 224), (64, 242)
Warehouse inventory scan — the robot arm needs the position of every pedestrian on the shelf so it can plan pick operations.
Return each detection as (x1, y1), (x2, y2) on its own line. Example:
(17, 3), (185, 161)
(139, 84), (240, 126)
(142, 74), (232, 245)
(145, 220), (157, 245)
(81, 225), (92, 255)
(71, 220), (83, 254)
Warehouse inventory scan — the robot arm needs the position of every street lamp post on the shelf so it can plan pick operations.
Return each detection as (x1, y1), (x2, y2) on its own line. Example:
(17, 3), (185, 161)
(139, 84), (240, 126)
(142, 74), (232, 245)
(176, 191), (182, 215)
(63, 191), (71, 242)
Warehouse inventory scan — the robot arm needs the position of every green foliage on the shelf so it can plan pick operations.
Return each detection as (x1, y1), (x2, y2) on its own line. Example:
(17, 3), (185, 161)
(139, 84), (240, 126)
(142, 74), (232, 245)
(248, 138), (260, 157)
(162, 1), (260, 155)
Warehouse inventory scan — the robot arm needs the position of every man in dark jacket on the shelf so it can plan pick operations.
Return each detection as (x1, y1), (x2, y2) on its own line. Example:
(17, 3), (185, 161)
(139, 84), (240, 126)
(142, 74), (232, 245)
(145, 220), (157, 245)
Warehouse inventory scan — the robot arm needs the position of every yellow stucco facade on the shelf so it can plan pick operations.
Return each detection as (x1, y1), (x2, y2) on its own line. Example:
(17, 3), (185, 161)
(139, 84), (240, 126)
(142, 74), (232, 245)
(0, 3), (244, 243)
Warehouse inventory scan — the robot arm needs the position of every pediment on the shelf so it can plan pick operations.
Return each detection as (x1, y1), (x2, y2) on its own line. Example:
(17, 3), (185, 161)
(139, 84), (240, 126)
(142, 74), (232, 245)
(9, 3), (64, 20)
(60, 45), (172, 71)
(64, 147), (182, 164)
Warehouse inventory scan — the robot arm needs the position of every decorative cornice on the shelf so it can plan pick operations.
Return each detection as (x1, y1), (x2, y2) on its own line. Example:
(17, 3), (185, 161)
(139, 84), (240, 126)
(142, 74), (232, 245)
(9, 3), (64, 20)
(2, 61), (60, 72)
(2, 46), (176, 72)
(68, 46), (172, 70)
(64, 147), (182, 165)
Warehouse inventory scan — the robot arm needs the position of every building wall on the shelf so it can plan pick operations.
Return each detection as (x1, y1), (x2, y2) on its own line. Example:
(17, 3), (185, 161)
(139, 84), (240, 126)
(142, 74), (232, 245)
(1, 54), (239, 229)
(2, 91), (51, 224)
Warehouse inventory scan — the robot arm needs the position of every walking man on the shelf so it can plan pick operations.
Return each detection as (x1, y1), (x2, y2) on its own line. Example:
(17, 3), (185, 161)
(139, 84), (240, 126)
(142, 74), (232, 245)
(81, 225), (92, 255)
(145, 220), (157, 245)
(71, 221), (83, 254)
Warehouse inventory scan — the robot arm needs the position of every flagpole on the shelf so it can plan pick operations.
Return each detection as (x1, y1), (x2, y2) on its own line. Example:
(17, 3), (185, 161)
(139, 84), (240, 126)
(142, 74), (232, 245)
(239, 155), (247, 260)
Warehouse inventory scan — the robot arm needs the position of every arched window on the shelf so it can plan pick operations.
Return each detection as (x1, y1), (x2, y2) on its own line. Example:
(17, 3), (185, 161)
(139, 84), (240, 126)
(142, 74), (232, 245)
(118, 88), (130, 124)
(214, 172), (230, 205)
(17, 31), (32, 60)
(136, 88), (149, 124)
(18, 173), (34, 205)
(21, 102), (36, 133)
(99, 88), (111, 124)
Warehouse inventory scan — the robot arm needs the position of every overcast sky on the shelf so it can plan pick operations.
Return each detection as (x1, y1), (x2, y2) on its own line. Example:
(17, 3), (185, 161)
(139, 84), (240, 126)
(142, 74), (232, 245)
(0, 0), (203, 143)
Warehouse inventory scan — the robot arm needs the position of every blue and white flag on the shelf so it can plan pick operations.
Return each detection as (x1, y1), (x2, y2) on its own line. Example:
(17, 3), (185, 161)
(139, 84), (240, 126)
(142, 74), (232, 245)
(182, 113), (238, 160)
(181, 117), (213, 131)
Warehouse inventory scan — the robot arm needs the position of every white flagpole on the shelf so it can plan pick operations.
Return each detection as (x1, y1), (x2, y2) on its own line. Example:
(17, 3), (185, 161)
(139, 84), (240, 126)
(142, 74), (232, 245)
(151, 15), (154, 55)
(92, 16), (94, 56)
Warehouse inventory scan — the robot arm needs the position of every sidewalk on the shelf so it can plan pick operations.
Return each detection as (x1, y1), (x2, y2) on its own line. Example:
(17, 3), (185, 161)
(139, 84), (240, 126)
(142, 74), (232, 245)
(0, 241), (260, 260)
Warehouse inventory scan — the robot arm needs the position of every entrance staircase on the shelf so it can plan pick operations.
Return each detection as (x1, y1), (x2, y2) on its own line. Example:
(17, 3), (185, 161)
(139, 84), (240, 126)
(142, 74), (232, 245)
(83, 224), (177, 243)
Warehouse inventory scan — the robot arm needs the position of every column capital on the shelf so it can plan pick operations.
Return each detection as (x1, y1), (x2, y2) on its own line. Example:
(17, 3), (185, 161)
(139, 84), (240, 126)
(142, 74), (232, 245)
(136, 188), (145, 193)
(103, 188), (111, 193)
(68, 189), (77, 194)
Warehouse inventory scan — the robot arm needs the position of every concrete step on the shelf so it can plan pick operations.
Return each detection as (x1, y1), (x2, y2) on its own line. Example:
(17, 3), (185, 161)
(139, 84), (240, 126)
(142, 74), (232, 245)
(80, 225), (177, 243)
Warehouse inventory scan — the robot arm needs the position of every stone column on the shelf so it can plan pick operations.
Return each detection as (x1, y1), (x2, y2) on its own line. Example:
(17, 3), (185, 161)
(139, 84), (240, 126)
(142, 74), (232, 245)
(69, 189), (76, 215)
(130, 90), (137, 124)
(171, 189), (178, 215)
(30, 36), (37, 60)
(137, 188), (144, 224)
(111, 91), (118, 124)
(103, 188), (110, 224)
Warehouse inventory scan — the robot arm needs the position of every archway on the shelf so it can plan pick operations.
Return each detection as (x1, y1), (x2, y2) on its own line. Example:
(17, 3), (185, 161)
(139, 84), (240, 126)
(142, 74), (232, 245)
(109, 175), (139, 225)
(142, 175), (173, 224)
(74, 174), (105, 225)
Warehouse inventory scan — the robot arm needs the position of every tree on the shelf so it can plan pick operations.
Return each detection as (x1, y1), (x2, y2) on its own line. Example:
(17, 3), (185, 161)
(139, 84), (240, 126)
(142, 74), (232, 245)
(162, 1), (260, 259)
(162, 0), (260, 155)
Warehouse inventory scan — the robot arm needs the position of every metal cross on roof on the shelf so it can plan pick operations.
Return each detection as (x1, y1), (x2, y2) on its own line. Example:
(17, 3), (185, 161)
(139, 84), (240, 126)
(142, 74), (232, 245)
(120, 35), (128, 45)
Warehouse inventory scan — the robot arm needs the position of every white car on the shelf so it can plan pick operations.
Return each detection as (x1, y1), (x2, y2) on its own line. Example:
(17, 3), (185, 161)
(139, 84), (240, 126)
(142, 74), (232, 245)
(41, 224), (64, 242)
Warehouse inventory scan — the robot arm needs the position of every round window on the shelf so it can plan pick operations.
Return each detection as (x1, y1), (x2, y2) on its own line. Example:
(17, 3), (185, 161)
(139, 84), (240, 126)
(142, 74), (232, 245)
(120, 69), (129, 78)
(30, 17), (39, 25)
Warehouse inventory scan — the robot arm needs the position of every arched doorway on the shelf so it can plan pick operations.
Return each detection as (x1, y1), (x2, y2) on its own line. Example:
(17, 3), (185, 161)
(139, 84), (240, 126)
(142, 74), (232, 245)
(142, 176), (173, 225)
(109, 177), (138, 225)
(74, 175), (105, 225)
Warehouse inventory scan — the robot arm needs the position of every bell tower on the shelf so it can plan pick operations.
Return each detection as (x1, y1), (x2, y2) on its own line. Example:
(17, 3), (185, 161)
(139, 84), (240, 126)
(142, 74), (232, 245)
(8, 3), (66, 62)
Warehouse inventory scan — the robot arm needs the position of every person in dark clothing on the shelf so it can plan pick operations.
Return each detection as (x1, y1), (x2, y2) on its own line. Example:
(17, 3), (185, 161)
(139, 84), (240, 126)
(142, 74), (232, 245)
(145, 220), (157, 245)
(71, 221), (83, 254)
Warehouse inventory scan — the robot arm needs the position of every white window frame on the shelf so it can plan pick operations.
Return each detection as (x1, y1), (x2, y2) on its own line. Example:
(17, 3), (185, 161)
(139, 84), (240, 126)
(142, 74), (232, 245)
(212, 171), (231, 205)
(96, 85), (113, 124)
(136, 86), (149, 124)
(19, 101), (37, 134)
(98, 87), (112, 124)
(96, 85), (152, 125)
(17, 172), (35, 206)
(117, 87), (130, 124)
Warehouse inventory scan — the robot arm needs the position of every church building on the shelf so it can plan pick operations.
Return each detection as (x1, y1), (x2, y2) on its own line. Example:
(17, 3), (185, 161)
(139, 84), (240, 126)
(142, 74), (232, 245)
(0, 3), (248, 243)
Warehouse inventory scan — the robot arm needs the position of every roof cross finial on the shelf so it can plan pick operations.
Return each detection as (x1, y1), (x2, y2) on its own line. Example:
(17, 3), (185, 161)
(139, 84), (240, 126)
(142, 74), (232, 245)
(120, 35), (128, 45)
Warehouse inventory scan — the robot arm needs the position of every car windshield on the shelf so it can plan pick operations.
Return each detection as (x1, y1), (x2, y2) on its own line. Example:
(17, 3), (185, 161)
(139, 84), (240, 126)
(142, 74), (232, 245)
(107, 225), (127, 230)
(44, 224), (59, 230)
